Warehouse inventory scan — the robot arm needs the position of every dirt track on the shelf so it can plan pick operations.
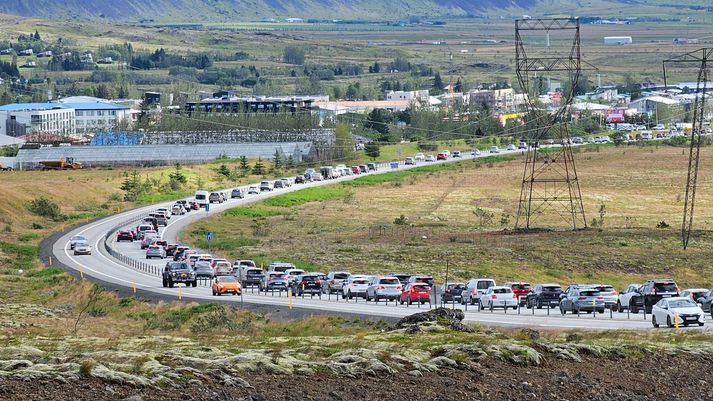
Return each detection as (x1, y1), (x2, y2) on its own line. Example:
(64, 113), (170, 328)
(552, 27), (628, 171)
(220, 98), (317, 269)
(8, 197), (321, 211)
(2, 353), (710, 401)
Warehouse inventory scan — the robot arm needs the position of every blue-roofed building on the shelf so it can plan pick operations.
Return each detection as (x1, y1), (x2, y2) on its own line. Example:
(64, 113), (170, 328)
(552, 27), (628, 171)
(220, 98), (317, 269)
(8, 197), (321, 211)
(0, 102), (76, 138)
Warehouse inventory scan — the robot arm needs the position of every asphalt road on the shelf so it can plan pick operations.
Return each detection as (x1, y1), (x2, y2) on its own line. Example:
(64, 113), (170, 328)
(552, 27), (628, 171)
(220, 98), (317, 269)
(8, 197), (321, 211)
(51, 146), (709, 331)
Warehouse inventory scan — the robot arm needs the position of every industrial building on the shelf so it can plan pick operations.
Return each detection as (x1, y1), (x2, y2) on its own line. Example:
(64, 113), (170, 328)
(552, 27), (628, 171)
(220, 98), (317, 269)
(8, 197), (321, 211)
(185, 93), (328, 114)
(604, 36), (632, 45)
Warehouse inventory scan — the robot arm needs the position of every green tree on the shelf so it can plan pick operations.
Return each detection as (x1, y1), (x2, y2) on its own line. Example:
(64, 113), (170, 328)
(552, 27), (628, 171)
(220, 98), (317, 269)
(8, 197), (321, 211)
(239, 155), (250, 175)
(120, 171), (143, 201)
(168, 163), (187, 191)
(364, 142), (380, 159)
(433, 72), (444, 93)
(364, 108), (391, 136)
(271, 150), (283, 173)
(283, 46), (306, 65)
(252, 157), (265, 175)
(217, 164), (231, 178)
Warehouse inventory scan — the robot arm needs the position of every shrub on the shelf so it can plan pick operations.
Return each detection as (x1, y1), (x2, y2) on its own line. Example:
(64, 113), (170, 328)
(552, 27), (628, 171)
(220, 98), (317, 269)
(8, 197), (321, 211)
(79, 359), (96, 377)
(393, 214), (408, 225)
(656, 221), (670, 229)
(418, 142), (438, 151)
(27, 196), (64, 220)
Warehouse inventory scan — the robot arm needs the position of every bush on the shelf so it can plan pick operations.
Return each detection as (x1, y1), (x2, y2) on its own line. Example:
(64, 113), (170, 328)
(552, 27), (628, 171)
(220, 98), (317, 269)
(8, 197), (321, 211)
(79, 359), (96, 377)
(656, 221), (670, 229)
(27, 196), (64, 220)
(418, 142), (438, 151)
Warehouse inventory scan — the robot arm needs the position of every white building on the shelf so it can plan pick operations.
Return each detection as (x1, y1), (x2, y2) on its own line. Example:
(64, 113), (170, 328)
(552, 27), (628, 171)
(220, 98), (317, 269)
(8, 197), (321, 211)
(58, 97), (132, 133)
(385, 90), (429, 101)
(0, 103), (76, 138)
(604, 36), (632, 45)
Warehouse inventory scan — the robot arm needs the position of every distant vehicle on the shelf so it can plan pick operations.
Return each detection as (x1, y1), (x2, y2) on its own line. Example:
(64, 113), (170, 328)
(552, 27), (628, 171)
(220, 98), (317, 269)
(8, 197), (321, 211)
(194, 263), (215, 279)
(405, 157), (415, 165)
(146, 244), (166, 259)
(342, 276), (371, 299)
(471, 149), (481, 156)
(640, 131), (653, 140)
(259, 271), (288, 292)
(440, 283), (466, 304)
(359, 165), (368, 173)
(164, 243), (179, 257)
(247, 186), (260, 195)
(284, 268), (306, 286)
(213, 260), (233, 276)
(400, 283), (431, 305)
(260, 181), (273, 192)
(616, 284), (641, 312)
(292, 274), (323, 296)
(0, 163), (13, 171)
(280, 177), (292, 187)
(172, 204), (185, 215)
(389, 273), (413, 287)
(415, 153), (425, 161)
(267, 262), (297, 273)
(116, 230), (134, 242)
(518, 142), (527, 149)
(367, 163), (377, 171)
(320, 166), (337, 179)
(560, 288), (604, 314)
(141, 233), (158, 249)
(39, 157), (82, 170)
(408, 275), (434, 287)
(195, 190), (209, 207)
(294, 175), (305, 184)
(462, 278), (496, 305)
(323, 271), (351, 294)
(351, 166), (362, 174)
(73, 240), (92, 256)
(390, 161), (400, 169)
(653, 124), (666, 131)
(366, 276), (402, 301)
(425, 155), (436, 162)
(212, 275), (241, 296)
(70, 235), (87, 250)
(162, 261), (196, 288)
(274, 180), (286, 189)
(239, 268), (265, 286)
(209, 192), (224, 203)
(504, 282), (531, 306)
(571, 137), (583, 144)
(630, 279), (680, 314)
(651, 297), (705, 328)
(506, 144), (516, 151)
(591, 284), (618, 309)
(479, 286), (518, 310)
(231, 188), (245, 199)
(441, 150), (450, 157)
(436, 153), (447, 160)
(696, 289), (713, 314)
(680, 288), (709, 303)
(452, 151), (462, 158)
(489, 146), (500, 154)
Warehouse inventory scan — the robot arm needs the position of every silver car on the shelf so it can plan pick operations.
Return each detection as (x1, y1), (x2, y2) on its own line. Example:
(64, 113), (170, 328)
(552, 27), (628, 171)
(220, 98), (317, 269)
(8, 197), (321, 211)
(323, 271), (351, 294)
(342, 276), (371, 299)
(73, 240), (92, 255)
(366, 276), (402, 301)
(70, 235), (87, 250)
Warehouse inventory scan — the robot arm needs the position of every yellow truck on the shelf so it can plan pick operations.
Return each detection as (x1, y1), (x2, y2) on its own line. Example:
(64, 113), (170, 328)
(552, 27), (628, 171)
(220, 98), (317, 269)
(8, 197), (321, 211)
(39, 157), (82, 170)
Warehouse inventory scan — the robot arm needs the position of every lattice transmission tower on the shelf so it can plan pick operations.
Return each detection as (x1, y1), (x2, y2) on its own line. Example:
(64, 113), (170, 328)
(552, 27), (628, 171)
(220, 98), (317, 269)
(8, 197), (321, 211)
(663, 48), (713, 249)
(514, 18), (588, 230)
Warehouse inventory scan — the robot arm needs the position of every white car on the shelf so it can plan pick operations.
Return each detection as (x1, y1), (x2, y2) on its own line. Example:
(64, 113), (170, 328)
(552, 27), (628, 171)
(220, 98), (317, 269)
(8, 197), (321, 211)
(70, 235), (87, 250)
(479, 286), (518, 310)
(425, 155), (435, 162)
(284, 268), (306, 286)
(616, 283), (641, 312)
(471, 149), (481, 156)
(506, 144), (516, 151)
(651, 297), (705, 328)
(73, 240), (92, 256)
(452, 151), (462, 158)
(414, 153), (425, 161)
(441, 150), (450, 157)
(489, 146), (500, 154)
(342, 275), (371, 299)
(247, 186), (260, 195)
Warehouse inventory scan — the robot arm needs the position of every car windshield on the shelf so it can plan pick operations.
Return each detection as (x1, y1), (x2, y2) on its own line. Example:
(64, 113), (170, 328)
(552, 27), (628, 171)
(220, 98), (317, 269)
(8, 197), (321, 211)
(413, 284), (430, 289)
(655, 283), (678, 292)
(595, 286), (615, 292)
(580, 290), (599, 297)
(380, 278), (400, 285)
(269, 273), (285, 278)
(247, 269), (262, 274)
(511, 284), (531, 290)
(493, 288), (511, 294)
(302, 275), (318, 281)
(543, 286), (561, 291)
(669, 299), (696, 308)
(447, 284), (465, 290)
(219, 276), (237, 282)
(477, 281), (494, 289)
(171, 263), (189, 270)
(334, 273), (350, 280)
(289, 271), (303, 276)
(353, 280), (369, 285)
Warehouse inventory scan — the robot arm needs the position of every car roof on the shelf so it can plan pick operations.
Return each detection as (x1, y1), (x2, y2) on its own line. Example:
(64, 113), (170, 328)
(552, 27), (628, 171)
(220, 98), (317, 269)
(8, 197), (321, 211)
(661, 297), (693, 302)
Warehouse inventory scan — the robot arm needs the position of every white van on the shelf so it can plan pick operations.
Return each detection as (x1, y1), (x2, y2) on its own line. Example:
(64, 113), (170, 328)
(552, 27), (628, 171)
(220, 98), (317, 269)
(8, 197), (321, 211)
(195, 190), (209, 207)
(640, 130), (653, 140)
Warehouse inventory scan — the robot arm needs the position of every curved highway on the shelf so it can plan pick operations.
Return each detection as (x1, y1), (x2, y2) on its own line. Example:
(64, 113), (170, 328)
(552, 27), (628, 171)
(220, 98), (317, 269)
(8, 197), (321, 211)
(51, 147), (704, 330)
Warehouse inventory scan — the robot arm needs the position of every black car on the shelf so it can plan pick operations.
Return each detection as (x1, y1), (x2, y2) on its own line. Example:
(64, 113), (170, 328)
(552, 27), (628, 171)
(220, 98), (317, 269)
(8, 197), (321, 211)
(231, 188), (244, 199)
(274, 180), (286, 189)
(389, 273), (412, 287)
(526, 284), (562, 309)
(173, 246), (190, 261)
(241, 268), (265, 286)
(292, 274), (323, 296)
(440, 283), (466, 303)
(294, 175), (305, 184)
(117, 230), (134, 242)
(164, 243), (179, 257)
(162, 261), (197, 288)
(630, 279), (679, 314)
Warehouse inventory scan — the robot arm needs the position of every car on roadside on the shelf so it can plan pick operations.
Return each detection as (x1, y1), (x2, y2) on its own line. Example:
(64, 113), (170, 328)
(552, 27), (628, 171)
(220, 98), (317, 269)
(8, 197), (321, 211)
(141, 232), (158, 249)
(116, 230), (134, 242)
(259, 271), (289, 292)
(400, 283), (431, 305)
(323, 271), (351, 295)
(436, 153), (447, 160)
(70, 235), (87, 250)
(440, 282), (466, 304)
(559, 288), (605, 314)
(629, 279), (680, 314)
(73, 240), (92, 256)
(292, 274), (323, 296)
(247, 186), (260, 195)
(405, 157), (415, 166)
(479, 286), (518, 310)
(452, 150), (462, 158)
(260, 181), (273, 192)
(425, 155), (436, 162)
(162, 261), (196, 288)
(389, 273), (413, 288)
(172, 204), (186, 215)
(284, 268), (306, 286)
(462, 278), (496, 305)
(504, 282), (532, 306)
(525, 284), (562, 309)
(506, 144), (517, 151)
(231, 188), (245, 199)
(209, 192), (224, 203)
(415, 153), (425, 161)
(366, 276), (402, 301)
(239, 267), (265, 286)
(695, 289), (713, 314)
(489, 146), (500, 154)
(651, 297), (705, 328)
(342, 275), (371, 299)
(471, 149), (481, 156)
(680, 288), (709, 303)
(616, 284), (641, 312)
(267, 262), (296, 273)
(145, 244), (166, 259)
(212, 275), (241, 296)
(294, 175), (305, 184)
(591, 284), (618, 310)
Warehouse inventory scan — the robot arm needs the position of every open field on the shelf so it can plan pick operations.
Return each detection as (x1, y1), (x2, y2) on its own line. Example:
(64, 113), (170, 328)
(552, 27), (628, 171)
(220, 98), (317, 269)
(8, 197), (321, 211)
(183, 145), (713, 289)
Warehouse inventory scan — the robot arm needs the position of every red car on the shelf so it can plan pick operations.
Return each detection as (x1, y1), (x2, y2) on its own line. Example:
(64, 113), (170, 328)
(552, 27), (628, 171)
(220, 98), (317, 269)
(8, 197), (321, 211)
(505, 282), (532, 305)
(351, 166), (361, 175)
(436, 153), (447, 160)
(116, 230), (134, 242)
(190, 201), (200, 210)
(400, 283), (431, 305)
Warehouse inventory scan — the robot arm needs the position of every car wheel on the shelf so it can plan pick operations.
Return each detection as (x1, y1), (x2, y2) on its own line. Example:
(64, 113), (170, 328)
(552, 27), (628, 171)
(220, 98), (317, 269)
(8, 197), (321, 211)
(652, 315), (659, 328)
(348, 291), (353, 300)
(597, 309), (605, 314)
(698, 322), (704, 327)
(630, 301), (638, 314)
(400, 299), (404, 305)
(407, 297), (412, 305)
(666, 315), (673, 328)
(560, 303), (566, 315)
(488, 302), (493, 311)
(162, 279), (167, 288)
(168, 280), (174, 288)
(212, 289), (216, 296)
(192, 281), (197, 288)
(536, 299), (542, 309)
